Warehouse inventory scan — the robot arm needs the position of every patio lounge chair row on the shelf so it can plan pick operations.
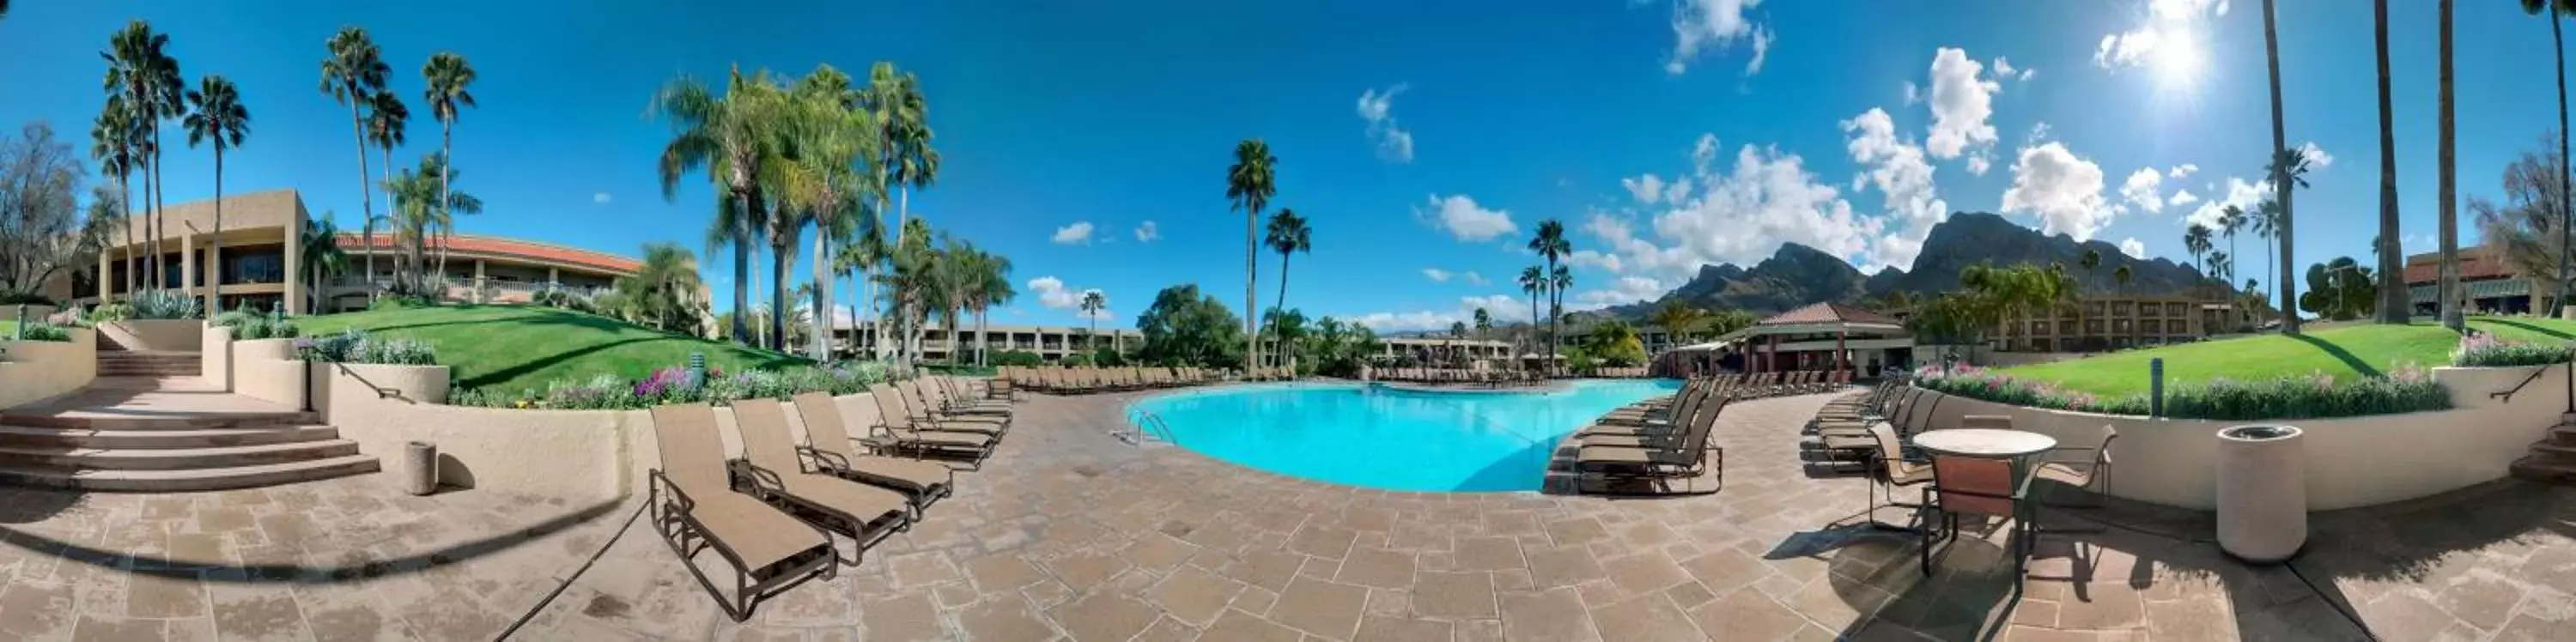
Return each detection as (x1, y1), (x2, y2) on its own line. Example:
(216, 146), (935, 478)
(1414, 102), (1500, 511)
(647, 377), (1013, 621)
(1554, 374), (1735, 494)
(999, 366), (1221, 395)
(1589, 366), (1651, 379)
(1375, 367), (1541, 385)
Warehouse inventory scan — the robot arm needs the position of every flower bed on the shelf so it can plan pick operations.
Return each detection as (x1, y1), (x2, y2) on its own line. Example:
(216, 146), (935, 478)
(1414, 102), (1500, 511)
(298, 329), (436, 365)
(2451, 331), (2572, 367)
(1912, 363), (2451, 421)
(447, 361), (896, 409)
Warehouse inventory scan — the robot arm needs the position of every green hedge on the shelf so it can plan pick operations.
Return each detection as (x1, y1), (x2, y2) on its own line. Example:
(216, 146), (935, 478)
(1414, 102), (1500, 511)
(1913, 363), (2451, 421)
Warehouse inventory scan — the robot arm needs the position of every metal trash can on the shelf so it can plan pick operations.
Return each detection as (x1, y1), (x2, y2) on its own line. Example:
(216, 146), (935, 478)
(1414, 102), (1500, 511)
(404, 441), (438, 496)
(2216, 425), (2306, 563)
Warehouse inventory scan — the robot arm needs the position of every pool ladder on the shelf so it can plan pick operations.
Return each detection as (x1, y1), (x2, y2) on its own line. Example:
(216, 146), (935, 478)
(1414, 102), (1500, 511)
(1121, 409), (1177, 445)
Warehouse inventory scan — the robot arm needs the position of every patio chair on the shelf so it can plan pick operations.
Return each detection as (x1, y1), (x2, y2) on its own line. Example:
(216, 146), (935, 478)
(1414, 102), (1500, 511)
(729, 399), (912, 563)
(1863, 424), (1935, 530)
(863, 384), (998, 465)
(931, 376), (1014, 420)
(902, 380), (1006, 434)
(1920, 451), (2037, 577)
(790, 391), (956, 514)
(1581, 397), (1729, 448)
(645, 403), (836, 622)
(2035, 424), (2117, 508)
(1583, 387), (1711, 436)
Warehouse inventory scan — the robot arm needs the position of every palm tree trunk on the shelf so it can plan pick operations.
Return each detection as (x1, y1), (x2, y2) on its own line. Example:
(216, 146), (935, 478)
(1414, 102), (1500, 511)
(2439, 0), (2463, 330)
(2379, 0), (2408, 324)
(380, 145), (401, 293)
(731, 215), (750, 346)
(2555, 12), (2573, 318)
(2263, 0), (2300, 335)
(438, 121), (453, 285)
(150, 126), (165, 294)
(208, 150), (223, 313)
(1244, 212), (1259, 378)
(1275, 251), (1293, 371)
(118, 171), (133, 297)
(769, 239), (789, 353)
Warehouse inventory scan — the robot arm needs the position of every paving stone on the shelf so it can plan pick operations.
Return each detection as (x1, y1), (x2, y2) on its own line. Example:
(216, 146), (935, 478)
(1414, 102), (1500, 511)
(1048, 591), (1158, 642)
(1337, 547), (1419, 590)
(1199, 609), (1303, 642)
(1143, 566), (1240, 627)
(1498, 589), (1598, 642)
(1586, 592), (1704, 642)
(1411, 570), (1498, 620)
(1687, 587), (1811, 642)
(956, 593), (1057, 642)
(1355, 615), (1454, 642)
(1269, 576), (1369, 639)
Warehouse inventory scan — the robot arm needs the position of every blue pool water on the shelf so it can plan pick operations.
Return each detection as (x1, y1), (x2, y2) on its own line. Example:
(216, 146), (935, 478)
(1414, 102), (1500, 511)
(1128, 379), (1682, 492)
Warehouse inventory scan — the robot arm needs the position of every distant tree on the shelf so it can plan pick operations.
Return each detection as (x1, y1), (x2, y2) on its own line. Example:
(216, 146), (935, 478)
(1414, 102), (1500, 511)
(2184, 224), (2215, 279)
(1079, 289), (1106, 350)
(183, 74), (251, 313)
(0, 124), (102, 294)
(1528, 220), (1571, 354)
(1704, 308), (1758, 337)
(2079, 249), (2102, 288)
(1226, 139), (1277, 374)
(2439, 0), (2462, 331)
(2472, 136), (2574, 304)
(1472, 307), (1492, 340)
(1265, 207), (1311, 366)
(1647, 300), (1704, 345)
(2522, 0), (2576, 317)
(2300, 257), (2378, 321)
(1136, 283), (1244, 367)
(422, 51), (477, 279)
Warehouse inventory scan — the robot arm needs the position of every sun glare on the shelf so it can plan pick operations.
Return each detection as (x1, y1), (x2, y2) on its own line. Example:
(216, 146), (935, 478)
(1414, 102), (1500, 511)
(2152, 28), (2206, 90)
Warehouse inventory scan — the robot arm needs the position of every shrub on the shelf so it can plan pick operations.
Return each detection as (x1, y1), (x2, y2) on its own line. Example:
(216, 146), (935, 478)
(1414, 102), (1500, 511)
(448, 360), (896, 409)
(87, 303), (133, 322)
(0, 291), (58, 306)
(991, 350), (1045, 367)
(1061, 354), (1093, 367)
(1912, 364), (2451, 421)
(7, 322), (71, 342)
(368, 295), (434, 312)
(2451, 332), (2571, 367)
(209, 310), (259, 329)
(298, 329), (436, 365)
(231, 317), (301, 341)
(1091, 348), (1127, 366)
(129, 290), (201, 319)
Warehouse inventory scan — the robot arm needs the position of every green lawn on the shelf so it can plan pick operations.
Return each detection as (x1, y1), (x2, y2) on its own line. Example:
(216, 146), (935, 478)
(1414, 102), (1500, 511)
(295, 305), (809, 393)
(1995, 317), (2576, 397)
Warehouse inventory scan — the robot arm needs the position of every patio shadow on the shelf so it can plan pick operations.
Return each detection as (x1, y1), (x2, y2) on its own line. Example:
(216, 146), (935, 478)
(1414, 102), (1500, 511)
(0, 495), (626, 584)
(2286, 334), (2382, 379)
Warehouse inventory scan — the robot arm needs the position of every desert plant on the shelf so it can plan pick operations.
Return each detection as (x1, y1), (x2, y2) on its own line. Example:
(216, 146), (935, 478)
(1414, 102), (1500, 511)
(129, 289), (201, 319)
(87, 302), (134, 322)
(298, 329), (434, 365)
(9, 321), (71, 342)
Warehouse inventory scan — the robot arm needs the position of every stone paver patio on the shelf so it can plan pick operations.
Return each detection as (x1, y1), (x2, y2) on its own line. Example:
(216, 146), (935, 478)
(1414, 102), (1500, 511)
(7, 386), (2576, 639)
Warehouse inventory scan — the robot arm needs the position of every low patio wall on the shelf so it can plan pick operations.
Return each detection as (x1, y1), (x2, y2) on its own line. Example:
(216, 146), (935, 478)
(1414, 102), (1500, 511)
(0, 305), (58, 322)
(1907, 365), (2567, 512)
(100, 319), (203, 352)
(0, 329), (95, 409)
(232, 338), (305, 409)
(314, 364), (898, 502)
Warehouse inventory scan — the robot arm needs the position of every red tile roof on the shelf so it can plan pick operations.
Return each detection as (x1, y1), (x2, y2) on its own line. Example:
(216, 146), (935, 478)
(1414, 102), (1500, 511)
(333, 233), (641, 275)
(2402, 246), (2515, 284)
(1759, 302), (1901, 327)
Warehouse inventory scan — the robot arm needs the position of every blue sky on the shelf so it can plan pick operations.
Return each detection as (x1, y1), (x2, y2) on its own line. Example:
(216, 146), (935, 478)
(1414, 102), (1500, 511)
(2, 0), (2568, 331)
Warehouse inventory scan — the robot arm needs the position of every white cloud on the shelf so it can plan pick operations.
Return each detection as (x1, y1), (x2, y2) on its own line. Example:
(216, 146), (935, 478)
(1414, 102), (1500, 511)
(1419, 194), (1518, 241)
(2167, 163), (2197, 179)
(1991, 57), (2033, 82)
(2026, 122), (2053, 145)
(2119, 167), (2166, 212)
(1839, 107), (1949, 269)
(1051, 221), (1095, 245)
(1356, 294), (1528, 331)
(1357, 85), (1416, 163)
(1030, 276), (1112, 320)
(1965, 154), (1992, 177)
(2001, 142), (2117, 241)
(2119, 237), (2148, 259)
(1622, 173), (1668, 204)
(2297, 141), (2334, 169)
(2168, 188), (2200, 207)
(2097, 0), (2226, 70)
(592, 192), (612, 204)
(2186, 175), (2271, 228)
(1422, 268), (1452, 282)
(1926, 47), (2001, 163)
(1592, 141), (1875, 281)
(1133, 221), (1160, 243)
(1567, 249), (1625, 273)
(1463, 271), (1489, 286)
(1901, 82), (1922, 106)
(1573, 276), (1669, 311)
(1664, 0), (1771, 76)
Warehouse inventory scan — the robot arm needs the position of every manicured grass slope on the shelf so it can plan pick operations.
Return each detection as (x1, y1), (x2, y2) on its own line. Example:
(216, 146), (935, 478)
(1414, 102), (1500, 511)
(296, 305), (807, 393)
(1996, 317), (2576, 397)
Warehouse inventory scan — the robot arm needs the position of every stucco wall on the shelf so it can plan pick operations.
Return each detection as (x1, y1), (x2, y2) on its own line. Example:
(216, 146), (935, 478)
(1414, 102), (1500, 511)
(1907, 365), (2567, 512)
(100, 319), (204, 352)
(0, 305), (59, 323)
(0, 329), (96, 409)
(228, 338), (306, 409)
(201, 326), (234, 390)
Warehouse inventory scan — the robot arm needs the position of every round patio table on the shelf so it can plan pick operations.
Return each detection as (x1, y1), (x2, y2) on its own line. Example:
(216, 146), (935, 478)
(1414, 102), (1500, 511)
(1912, 428), (2057, 458)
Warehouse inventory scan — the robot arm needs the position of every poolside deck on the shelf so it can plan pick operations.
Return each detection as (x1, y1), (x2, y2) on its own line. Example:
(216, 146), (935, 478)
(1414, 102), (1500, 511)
(0, 389), (2572, 639)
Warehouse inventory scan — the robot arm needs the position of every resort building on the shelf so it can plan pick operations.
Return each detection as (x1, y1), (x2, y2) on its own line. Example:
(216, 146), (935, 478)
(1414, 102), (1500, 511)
(2404, 246), (2551, 315)
(1984, 295), (2247, 352)
(1373, 336), (1512, 363)
(834, 322), (1142, 362)
(1655, 302), (1915, 378)
(325, 233), (640, 313)
(39, 189), (650, 315)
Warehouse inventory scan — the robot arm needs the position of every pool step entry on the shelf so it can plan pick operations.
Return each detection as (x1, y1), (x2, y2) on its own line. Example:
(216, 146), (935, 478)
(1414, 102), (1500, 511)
(2509, 413), (2576, 485)
(1119, 409), (1176, 445)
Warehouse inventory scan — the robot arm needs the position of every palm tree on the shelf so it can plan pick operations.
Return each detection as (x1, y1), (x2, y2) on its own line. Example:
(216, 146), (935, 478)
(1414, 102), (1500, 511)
(1265, 207), (1311, 365)
(322, 27), (389, 292)
(90, 96), (140, 296)
(781, 64), (877, 360)
(2219, 204), (2249, 324)
(300, 215), (349, 312)
(2260, 0), (2300, 334)
(1550, 265), (1573, 351)
(1518, 265), (1544, 354)
(969, 251), (1014, 366)
(2525, 0), (2576, 317)
(1473, 307), (1493, 342)
(104, 21), (180, 290)
(1079, 290), (1106, 352)
(1226, 139), (1277, 376)
(657, 69), (783, 347)
(2080, 249), (2102, 283)
(1528, 219), (1571, 355)
(182, 75), (250, 313)
(2439, 0), (2463, 330)
(864, 63), (939, 360)
(2375, 0), (2411, 323)
(2184, 224), (2215, 279)
(422, 52), (477, 282)
(364, 89), (411, 288)
(1647, 301), (1701, 349)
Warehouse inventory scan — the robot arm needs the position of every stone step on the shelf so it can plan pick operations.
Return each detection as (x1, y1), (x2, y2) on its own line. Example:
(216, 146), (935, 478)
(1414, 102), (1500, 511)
(0, 425), (339, 450)
(0, 455), (380, 492)
(0, 439), (361, 470)
(2536, 441), (2576, 457)
(0, 410), (319, 430)
(2512, 453), (2576, 485)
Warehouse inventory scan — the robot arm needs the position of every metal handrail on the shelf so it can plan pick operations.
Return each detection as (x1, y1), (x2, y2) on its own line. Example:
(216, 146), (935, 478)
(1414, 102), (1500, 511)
(1120, 409), (1177, 445)
(2490, 362), (2557, 403)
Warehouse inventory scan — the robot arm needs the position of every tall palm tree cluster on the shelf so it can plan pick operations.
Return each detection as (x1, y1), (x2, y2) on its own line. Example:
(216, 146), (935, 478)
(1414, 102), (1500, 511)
(1905, 262), (2078, 348)
(1525, 220), (1572, 364)
(657, 63), (1008, 366)
(319, 27), (480, 304)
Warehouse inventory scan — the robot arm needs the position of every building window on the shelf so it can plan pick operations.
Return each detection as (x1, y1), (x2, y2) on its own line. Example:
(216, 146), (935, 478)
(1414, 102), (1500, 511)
(2166, 302), (2186, 316)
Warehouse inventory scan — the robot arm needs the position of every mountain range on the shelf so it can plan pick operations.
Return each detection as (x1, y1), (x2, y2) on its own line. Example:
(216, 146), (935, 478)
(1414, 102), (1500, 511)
(1599, 212), (2219, 318)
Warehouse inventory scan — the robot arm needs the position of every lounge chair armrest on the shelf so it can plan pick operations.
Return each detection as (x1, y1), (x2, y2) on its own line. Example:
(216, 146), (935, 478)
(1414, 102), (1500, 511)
(798, 445), (850, 472)
(648, 469), (696, 513)
(729, 459), (789, 496)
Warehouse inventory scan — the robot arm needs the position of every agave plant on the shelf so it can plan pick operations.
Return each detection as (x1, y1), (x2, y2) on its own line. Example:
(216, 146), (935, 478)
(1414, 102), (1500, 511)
(129, 289), (202, 319)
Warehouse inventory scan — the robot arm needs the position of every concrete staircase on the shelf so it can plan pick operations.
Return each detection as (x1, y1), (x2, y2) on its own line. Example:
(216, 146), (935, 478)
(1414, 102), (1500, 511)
(94, 340), (202, 378)
(0, 378), (379, 491)
(2510, 413), (2576, 484)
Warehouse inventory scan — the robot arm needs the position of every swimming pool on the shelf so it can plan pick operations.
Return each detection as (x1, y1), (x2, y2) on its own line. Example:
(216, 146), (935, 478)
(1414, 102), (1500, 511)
(1127, 379), (1682, 492)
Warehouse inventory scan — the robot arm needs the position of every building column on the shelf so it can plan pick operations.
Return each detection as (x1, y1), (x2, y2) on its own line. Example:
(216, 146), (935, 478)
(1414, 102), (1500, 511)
(95, 251), (110, 301)
(1836, 330), (1849, 379)
(180, 235), (197, 297)
(475, 259), (488, 302)
(548, 266), (559, 288)
(283, 216), (304, 314)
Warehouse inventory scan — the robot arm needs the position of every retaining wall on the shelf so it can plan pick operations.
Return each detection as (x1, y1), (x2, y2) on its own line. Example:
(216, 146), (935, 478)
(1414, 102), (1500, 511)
(1907, 365), (2566, 512)
(100, 319), (203, 352)
(0, 329), (96, 409)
